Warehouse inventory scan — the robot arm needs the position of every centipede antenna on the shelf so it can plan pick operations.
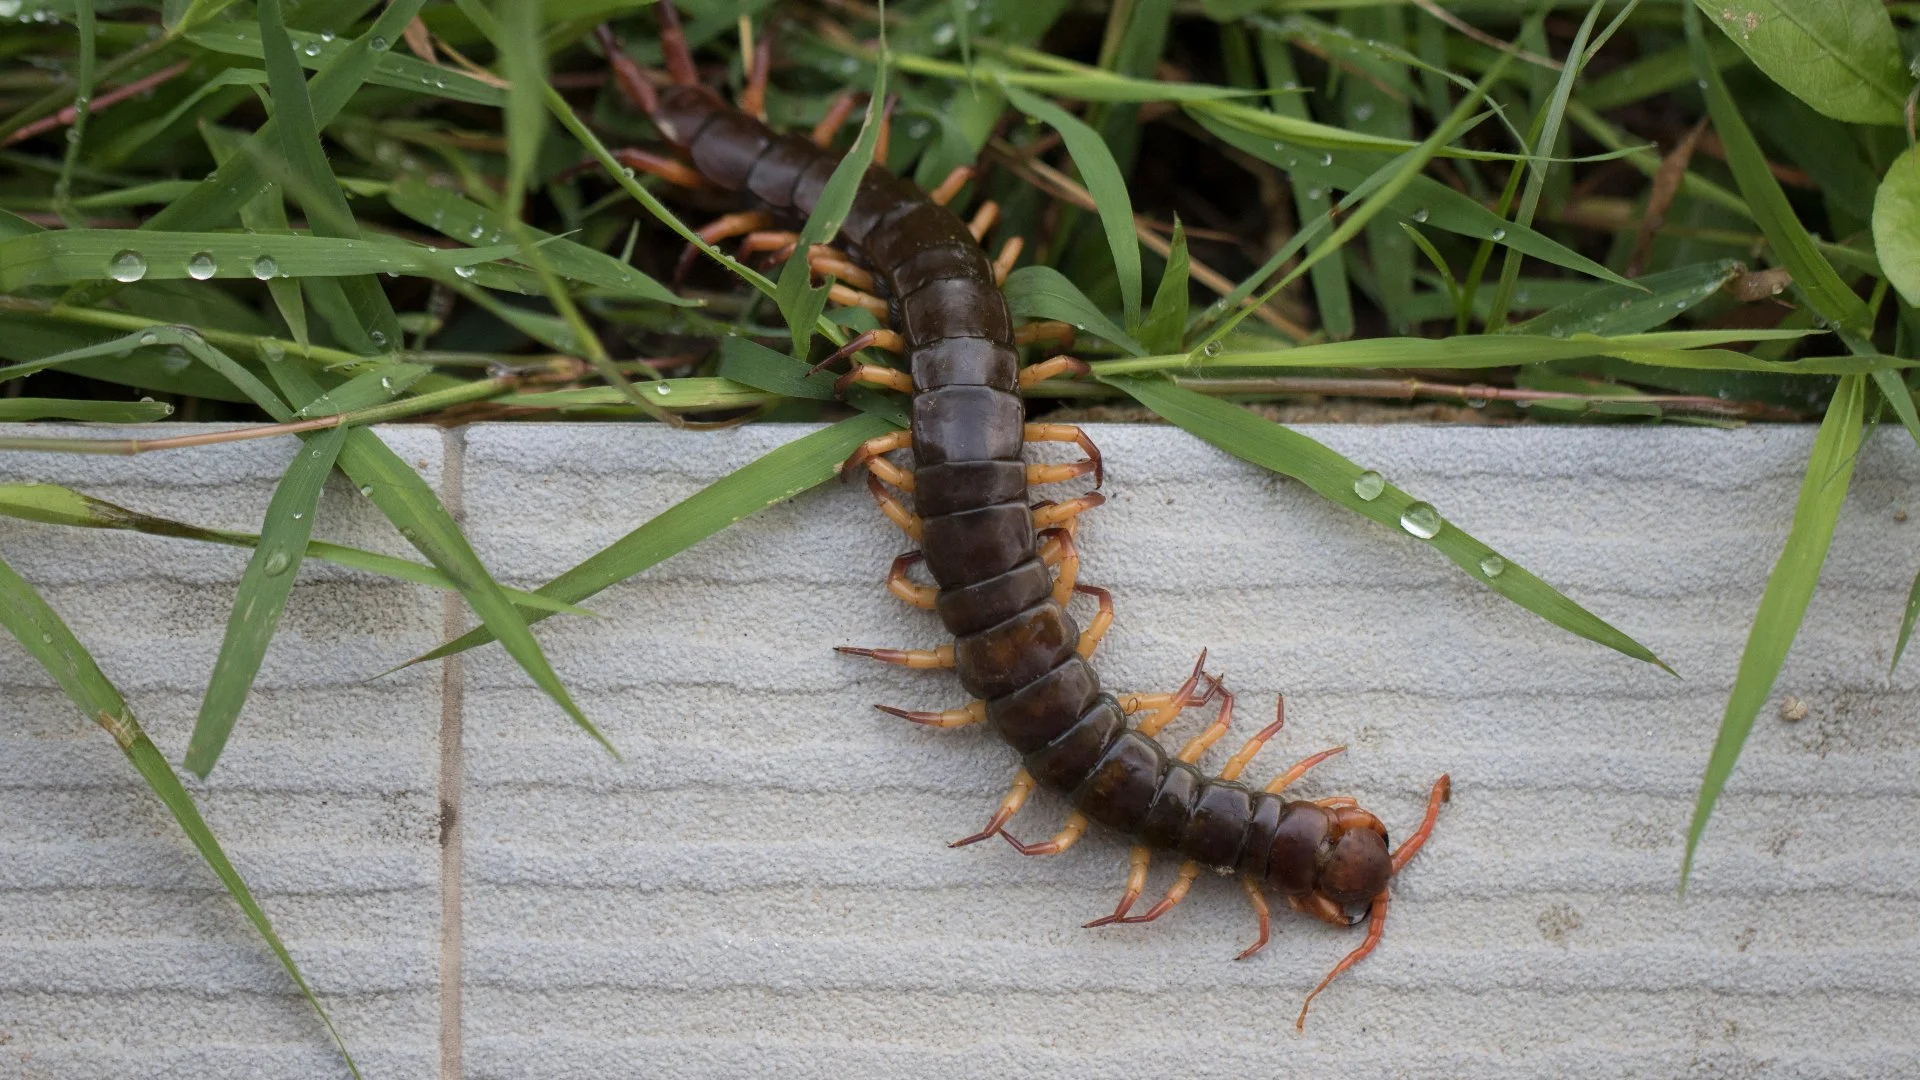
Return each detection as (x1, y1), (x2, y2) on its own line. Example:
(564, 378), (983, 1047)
(1391, 773), (1451, 872)
(594, 24), (659, 115)
(655, 1), (700, 86)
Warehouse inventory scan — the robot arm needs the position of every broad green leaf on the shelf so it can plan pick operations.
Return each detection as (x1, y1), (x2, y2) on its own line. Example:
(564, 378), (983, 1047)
(407, 414), (899, 665)
(0, 552), (361, 1078)
(1003, 84), (1142, 326)
(1002, 265), (1145, 356)
(0, 398), (175, 422)
(186, 424), (346, 776)
(1106, 374), (1667, 669)
(1687, 5), (1873, 334)
(0, 482), (591, 616)
(0, 230), (515, 290)
(1682, 375), (1867, 887)
(1692, 0), (1907, 125)
(1873, 147), (1920, 308)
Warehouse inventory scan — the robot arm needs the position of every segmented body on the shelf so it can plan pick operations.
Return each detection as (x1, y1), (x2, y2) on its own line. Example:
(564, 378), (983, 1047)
(598, 4), (1446, 1025)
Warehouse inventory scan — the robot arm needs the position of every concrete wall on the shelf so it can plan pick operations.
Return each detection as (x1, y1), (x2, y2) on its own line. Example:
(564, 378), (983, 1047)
(2, 423), (1916, 1079)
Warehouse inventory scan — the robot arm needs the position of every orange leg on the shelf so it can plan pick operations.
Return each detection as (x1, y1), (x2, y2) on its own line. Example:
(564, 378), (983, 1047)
(1025, 423), (1104, 487)
(739, 230), (802, 259)
(837, 643), (954, 669)
(1115, 858), (1200, 924)
(1074, 584), (1113, 660)
(810, 328), (906, 382)
(812, 91), (859, 148)
(1001, 810), (1088, 856)
(835, 363), (913, 398)
(993, 237), (1023, 286)
(1039, 526), (1079, 606)
(606, 148), (705, 189)
(859, 451), (914, 493)
(829, 283), (891, 320)
(876, 699), (985, 730)
(594, 24), (659, 116)
(886, 552), (938, 610)
(929, 165), (974, 207)
(952, 768), (1033, 848)
(1032, 492), (1105, 529)
(810, 246), (876, 291)
(1029, 460), (1096, 486)
(840, 428), (910, 480)
(873, 95), (897, 165)
(968, 200), (1000, 241)
(1019, 355), (1092, 390)
(1288, 890), (1350, 928)
(1014, 321), (1076, 350)
(1174, 685), (1236, 765)
(1293, 775), (1449, 1030)
(867, 473), (921, 541)
(1085, 845), (1152, 928)
(1123, 651), (1216, 738)
(1237, 878), (1273, 960)
(677, 210), (774, 280)
(738, 27), (771, 120)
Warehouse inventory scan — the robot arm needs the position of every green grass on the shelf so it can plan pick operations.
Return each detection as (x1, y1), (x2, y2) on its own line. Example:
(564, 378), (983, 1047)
(2, 0), (1917, 1069)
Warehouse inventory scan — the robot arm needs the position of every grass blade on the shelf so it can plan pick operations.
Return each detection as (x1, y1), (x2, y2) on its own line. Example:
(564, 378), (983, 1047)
(0, 552), (361, 1078)
(1136, 218), (1189, 355)
(1002, 265), (1145, 356)
(1003, 84), (1142, 326)
(406, 413), (899, 665)
(1681, 375), (1868, 887)
(0, 398), (175, 422)
(0, 230), (516, 289)
(1893, 564), (1920, 677)
(1107, 373), (1668, 669)
(185, 424), (347, 777)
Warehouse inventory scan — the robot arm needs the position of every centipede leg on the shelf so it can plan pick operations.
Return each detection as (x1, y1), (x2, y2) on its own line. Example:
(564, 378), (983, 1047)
(604, 148), (706, 189)
(928, 165), (974, 207)
(876, 699), (985, 729)
(1297, 891), (1387, 1031)
(811, 91), (859, 147)
(677, 210), (774, 281)
(1013, 320), (1077, 350)
(834, 363), (913, 397)
(1114, 858), (1200, 924)
(840, 429), (911, 480)
(656, 0), (700, 86)
(1120, 651), (1216, 738)
(809, 246), (878, 291)
(1032, 493), (1105, 529)
(1037, 527), (1079, 606)
(861, 452), (914, 492)
(993, 237), (1023, 285)
(837, 643), (955, 669)
(1236, 878), (1273, 960)
(1001, 810), (1088, 856)
(829, 283), (892, 320)
(1084, 845), (1151, 927)
(886, 552), (938, 610)
(594, 24), (658, 115)
(1018, 355), (1092, 390)
(866, 473), (922, 541)
(738, 27), (771, 120)
(1074, 584), (1113, 659)
(1234, 696), (1348, 791)
(1024, 423), (1104, 487)
(951, 768), (1034, 848)
(873, 95), (897, 165)
(738, 230), (802, 259)
(1174, 685), (1236, 764)
(968, 200), (1000, 241)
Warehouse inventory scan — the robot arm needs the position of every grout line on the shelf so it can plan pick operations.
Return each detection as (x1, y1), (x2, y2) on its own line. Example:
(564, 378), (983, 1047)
(438, 426), (467, 1080)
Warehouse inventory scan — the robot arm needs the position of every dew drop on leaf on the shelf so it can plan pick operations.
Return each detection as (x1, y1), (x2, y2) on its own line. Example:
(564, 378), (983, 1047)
(108, 250), (147, 282)
(1352, 470), (1385, 501)
(1399, 502), (1442, 539)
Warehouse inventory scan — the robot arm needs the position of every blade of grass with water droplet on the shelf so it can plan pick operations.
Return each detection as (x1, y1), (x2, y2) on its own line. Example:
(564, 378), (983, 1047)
(0, 230), (516, 290)
(1003, 83), (1141, 327)
(406, 413), (900, 666)
(187, 24), (507, 106)
(0, 398), (175, 422)
(716, 335), (910, 427)
(1682, 375), (1867, 888)
(1091, 329), (1823, 375)
(1002, 265), (1145, 356)
(776, 60), (886, 357)
(1106, 373), (1668, 669)
(1253, 31), (1352, 340)
(293, 363), (430, 418)
(1511, 260), (1746, 337)
(0, 481), (591, 616)
(0, 551), (361, 1079)
(184, 423), (345, 776)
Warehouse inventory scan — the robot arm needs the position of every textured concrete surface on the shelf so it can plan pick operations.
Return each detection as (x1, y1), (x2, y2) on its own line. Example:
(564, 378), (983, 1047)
(3, 422), (1918, 1079)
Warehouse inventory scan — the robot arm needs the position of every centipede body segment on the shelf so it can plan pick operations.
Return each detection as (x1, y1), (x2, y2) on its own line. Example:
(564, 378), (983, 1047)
(596, 3), (1448, 1028)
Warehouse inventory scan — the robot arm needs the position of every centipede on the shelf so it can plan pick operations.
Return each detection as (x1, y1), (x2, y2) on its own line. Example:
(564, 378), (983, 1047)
(594, 2), (1450, 1028)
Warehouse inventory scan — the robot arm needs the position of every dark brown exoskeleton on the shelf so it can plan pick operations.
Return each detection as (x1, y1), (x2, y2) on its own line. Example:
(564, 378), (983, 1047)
(594, 2), (1449, 1028)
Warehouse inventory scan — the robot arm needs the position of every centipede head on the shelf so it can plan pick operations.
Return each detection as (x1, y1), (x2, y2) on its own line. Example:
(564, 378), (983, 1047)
(1264, 802), (1391, 920)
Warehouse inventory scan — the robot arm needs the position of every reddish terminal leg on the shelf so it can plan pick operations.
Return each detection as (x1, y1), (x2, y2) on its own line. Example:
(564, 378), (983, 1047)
(886, 552), (937, 610)
(1001, 810), (1088, 856)
(1085, 845), (1151, 927)
(1116, 859), (1200, 924)
(876, 699), (985, 730)
(952, 769), (1035, 848)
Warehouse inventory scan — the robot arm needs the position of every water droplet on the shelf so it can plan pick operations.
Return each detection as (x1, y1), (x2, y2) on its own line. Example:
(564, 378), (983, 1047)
(1352, 471), (1385, 501)
(1319, 152), (1333, 167)
(1305, 187), (1323, 201)
(358, 484), (375, 497)
(1201, 340), (1222, 357)
(1479, 554), (1506, 579)
(160, 347), (190, 373)
(1490, 228), (1507, 241)
(454, 263), (477, 279)
(1399, 502), (1442, 540)
(370, 329), (388, 348)
(380, 377), (393, 390)
(262, 550), (292, 576)
(654, 383), (672, 395)
(0, 1), (20, 17)
(369, 35), (388, 51)
(108, 250), (147, 282)
(291, 511), (304, 521)
(186, 251), (217, 280)
(931, 22), (956, 46)
(1411, 208), (1429, 223)
(138, 330), (159, 346)
(40, 631), (53, 644)
(620, 166), (636, 179)
(1465, 387), (1488, 408)
(468, 223), (486, 240)
(320, 30), (335, 42)
(1352, 103), (1374, 122)
(302, 40), (321, 57)
(258, 340), (286, 363)
(251, 254), (279, 279)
